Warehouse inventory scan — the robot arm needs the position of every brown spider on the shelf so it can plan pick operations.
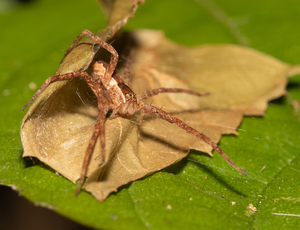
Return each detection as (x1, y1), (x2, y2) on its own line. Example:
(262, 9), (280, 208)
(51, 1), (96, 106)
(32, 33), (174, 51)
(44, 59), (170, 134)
(23, 30), (246, 195)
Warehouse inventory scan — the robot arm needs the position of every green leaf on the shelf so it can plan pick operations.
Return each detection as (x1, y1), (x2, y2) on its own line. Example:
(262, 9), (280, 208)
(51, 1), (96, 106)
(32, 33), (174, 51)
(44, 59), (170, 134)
(1, 0), (300, 229)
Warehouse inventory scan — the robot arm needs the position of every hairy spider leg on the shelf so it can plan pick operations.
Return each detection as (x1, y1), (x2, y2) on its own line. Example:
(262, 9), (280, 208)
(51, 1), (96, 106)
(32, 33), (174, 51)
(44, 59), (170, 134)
(23, 72), (96, 111)
(76, 82), (106, 195)
(138, 103), (247, 176)
(61, 29), (119, 88)
(123, 52), (133, 86)
(137, 88), (209, 101)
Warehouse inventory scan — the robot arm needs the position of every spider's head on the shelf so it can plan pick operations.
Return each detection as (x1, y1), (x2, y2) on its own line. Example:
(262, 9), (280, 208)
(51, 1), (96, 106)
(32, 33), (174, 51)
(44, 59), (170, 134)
(125, 92), (136, 101)
(118, 83), (137, 102)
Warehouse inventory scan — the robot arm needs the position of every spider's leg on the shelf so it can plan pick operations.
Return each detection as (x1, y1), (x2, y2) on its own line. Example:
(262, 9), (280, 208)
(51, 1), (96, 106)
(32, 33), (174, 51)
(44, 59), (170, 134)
(137, 108), (145, 124)
(63, 29), (119, 86)
(23, 72), (95, 111)
(61, 30), (94, 63)
(123, 53), (133, 86)
(75, 84), (107, 195)
(97, 85), (106, 163)
(137, 88), (209, 101)
(139, 103), (247, 176)
(75, 115), (101, 195)
(107, 102), (126, 120)
(108, 109), (119, 120)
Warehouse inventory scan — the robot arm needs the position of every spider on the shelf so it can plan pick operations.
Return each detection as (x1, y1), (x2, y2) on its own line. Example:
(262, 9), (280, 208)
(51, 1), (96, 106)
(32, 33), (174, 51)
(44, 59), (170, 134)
(23, 30), (246, 195)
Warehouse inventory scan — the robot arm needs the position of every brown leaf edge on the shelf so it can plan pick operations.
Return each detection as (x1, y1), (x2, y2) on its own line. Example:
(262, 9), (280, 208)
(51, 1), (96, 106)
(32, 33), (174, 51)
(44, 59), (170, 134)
(96, 0), (145, 41)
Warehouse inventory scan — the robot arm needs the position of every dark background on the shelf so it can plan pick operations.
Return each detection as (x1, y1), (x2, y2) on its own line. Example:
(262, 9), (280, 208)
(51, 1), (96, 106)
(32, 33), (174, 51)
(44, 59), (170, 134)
(0, 186), (91, 230)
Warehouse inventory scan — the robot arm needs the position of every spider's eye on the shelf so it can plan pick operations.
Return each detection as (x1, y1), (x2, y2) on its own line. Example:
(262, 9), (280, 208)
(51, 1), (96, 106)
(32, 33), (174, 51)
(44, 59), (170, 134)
(125, 92), (135, 101)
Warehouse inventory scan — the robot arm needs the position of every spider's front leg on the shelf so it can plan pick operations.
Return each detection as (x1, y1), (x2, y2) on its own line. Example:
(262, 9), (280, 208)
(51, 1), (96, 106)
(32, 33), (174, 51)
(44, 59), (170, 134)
(123, 52), (133, 87)
(139, 103), (247, 176)
(75, 83), (107, 195)
(22, 71), (96, 111)
(61, 29), (119, 87)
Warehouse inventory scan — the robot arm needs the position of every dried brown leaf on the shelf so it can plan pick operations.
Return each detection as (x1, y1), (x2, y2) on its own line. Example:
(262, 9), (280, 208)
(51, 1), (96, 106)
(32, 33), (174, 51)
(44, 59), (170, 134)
(131, 30), (298, 115)
(97, 0), (144, 40)
(21, 43), (101, 182)
(21, 30), (300, 201)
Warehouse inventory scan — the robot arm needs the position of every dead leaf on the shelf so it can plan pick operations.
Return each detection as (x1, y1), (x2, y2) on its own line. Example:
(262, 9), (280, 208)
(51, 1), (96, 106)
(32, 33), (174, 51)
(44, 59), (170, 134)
(130, 30), (299, 115)
(96, 0), (144, 41)
(21, 43), (101, 182)
(21, 14), (300, 202)
(22, 43), (99, 122)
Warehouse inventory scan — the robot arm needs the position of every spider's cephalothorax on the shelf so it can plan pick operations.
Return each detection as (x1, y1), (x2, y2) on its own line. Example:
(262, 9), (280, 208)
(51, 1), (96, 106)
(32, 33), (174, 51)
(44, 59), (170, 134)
(23, 30), (246, 195)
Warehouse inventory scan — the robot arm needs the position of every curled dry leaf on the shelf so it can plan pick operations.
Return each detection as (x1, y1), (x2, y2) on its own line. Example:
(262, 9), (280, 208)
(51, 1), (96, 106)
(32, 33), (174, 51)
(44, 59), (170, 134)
(21, 43), (101, 182)
(21, 28), (300, 201)
(96, 0), (145, 41)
